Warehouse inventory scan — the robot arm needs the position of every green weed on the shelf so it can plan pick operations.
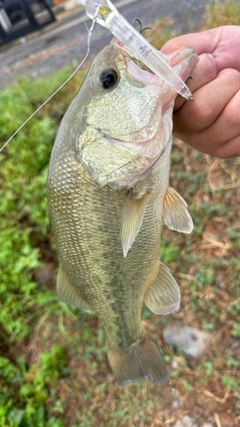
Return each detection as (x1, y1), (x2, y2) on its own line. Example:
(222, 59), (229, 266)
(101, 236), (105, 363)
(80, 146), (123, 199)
(205, 0), (240, 28)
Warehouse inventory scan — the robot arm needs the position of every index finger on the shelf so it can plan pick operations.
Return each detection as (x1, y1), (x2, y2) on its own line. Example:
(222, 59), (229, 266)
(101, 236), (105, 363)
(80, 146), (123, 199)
(161, 26), (240, 72)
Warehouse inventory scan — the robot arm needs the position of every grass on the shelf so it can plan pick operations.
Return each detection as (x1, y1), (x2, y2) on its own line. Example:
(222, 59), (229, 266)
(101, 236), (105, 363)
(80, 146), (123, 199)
(205, 0), (240, 28)
(1, 1), (240, 426)
(0, 69), (86, 427)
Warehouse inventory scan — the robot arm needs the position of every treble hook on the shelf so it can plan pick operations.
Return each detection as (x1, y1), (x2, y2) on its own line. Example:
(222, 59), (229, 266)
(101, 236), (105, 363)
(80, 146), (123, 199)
(132, 18), (154, 36)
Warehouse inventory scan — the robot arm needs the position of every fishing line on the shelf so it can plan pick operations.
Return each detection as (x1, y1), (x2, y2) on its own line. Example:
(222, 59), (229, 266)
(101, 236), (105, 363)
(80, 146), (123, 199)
(0, 19), (96, 153)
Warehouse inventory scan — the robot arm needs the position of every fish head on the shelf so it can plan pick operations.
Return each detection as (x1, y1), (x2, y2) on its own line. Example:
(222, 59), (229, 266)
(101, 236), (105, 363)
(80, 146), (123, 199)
(69, 40), (198, 187)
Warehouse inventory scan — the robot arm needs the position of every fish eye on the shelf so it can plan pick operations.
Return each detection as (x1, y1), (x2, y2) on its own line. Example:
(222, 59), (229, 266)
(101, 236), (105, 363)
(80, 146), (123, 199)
(99, 69), (119, 89)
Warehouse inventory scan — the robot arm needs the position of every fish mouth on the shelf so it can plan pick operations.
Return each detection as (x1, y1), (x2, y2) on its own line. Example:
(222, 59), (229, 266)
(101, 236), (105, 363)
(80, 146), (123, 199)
(114, 38), (158, 81)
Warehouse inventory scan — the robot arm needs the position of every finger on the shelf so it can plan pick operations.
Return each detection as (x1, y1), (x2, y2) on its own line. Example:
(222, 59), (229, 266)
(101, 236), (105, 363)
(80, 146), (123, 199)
(161, 28), (221, 56)
(173, 68), (240, 137)
(199, 86), (240, 156)
(174, 80), (240, 157)
(174, 53), (217, 111)
(161, 26), (240, 71)
(213, 135), (240, 158)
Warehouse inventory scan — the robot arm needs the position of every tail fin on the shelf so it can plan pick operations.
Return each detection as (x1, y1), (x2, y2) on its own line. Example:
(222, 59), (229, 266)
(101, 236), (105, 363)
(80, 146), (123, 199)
(108, 335), (168, 386)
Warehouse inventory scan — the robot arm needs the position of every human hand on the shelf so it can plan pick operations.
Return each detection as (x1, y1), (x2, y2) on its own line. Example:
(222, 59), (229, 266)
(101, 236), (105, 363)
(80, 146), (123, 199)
(161, 26), (240, 158)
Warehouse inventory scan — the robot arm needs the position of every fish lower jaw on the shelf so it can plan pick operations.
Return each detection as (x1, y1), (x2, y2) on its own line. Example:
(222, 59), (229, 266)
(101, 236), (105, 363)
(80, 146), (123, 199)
(104, 130), (158, 150)
(104, 135), (171, 190)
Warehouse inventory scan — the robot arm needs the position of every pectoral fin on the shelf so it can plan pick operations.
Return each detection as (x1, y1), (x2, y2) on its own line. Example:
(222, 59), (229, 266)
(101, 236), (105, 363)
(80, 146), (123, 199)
(163, 187), (193, 234)
(144, 261), (180, 315)
(121, 192), (148, 257)
(57, 266), (94, 313)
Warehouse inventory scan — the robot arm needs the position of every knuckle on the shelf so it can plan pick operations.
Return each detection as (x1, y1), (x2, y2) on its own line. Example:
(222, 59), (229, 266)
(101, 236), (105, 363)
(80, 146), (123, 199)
(198, 54), (217, 81)
(218, 68), (240, 84)
(227, 91), (240, 128)
(214, 140), (240, 159)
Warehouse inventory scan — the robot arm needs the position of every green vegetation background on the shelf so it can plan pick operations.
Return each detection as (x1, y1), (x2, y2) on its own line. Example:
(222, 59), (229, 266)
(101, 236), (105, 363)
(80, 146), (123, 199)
(0, 1), (239, 426)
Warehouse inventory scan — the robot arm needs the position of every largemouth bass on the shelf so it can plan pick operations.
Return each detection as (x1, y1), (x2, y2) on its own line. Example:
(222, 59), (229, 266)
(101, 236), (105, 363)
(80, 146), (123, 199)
(48, 39), (198, 386)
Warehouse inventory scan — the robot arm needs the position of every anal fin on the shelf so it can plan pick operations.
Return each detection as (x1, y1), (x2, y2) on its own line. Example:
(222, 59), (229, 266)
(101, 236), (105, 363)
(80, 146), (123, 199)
(57, 266), (94, 313)
(121, 192), (148, 257)
(144, 261), (180, 315)
(163, 186), (193, 234)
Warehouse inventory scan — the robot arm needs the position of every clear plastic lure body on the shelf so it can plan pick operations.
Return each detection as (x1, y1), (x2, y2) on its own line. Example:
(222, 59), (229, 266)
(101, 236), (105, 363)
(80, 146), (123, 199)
(84, 0), (193, 100)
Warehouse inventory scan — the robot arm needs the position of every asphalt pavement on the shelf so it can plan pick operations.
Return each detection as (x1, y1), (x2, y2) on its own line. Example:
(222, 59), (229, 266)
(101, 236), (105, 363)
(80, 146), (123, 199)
(0, 0), (209, 89)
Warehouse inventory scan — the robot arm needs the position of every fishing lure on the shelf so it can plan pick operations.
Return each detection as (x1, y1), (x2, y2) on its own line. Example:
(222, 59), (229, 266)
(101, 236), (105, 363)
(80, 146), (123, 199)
(83, 0), (193, 100)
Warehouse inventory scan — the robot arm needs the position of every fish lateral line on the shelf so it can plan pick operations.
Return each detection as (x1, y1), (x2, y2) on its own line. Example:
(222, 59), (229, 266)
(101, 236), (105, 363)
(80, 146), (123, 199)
(0, 20), (96, 153)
